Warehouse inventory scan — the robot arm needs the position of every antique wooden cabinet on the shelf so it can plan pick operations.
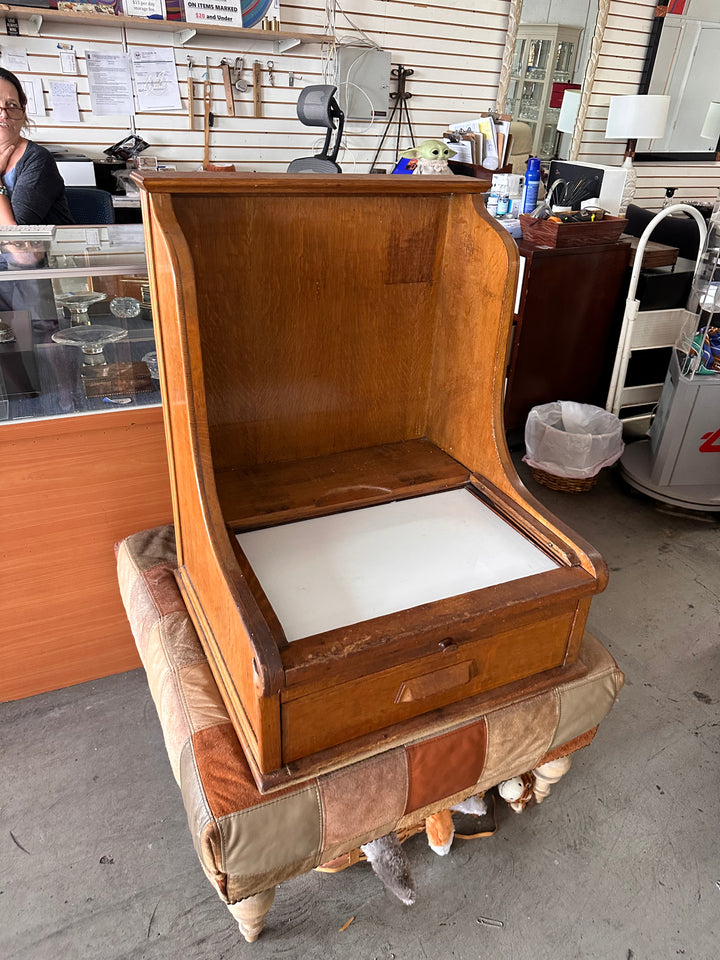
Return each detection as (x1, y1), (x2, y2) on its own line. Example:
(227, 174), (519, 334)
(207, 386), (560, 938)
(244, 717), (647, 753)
(504, 239), (631, 431)
(137, 172), (607, 790)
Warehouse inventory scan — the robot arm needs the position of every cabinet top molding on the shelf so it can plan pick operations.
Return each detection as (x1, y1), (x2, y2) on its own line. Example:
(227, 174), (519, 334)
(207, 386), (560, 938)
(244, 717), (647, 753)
(0, 4), (329, 50)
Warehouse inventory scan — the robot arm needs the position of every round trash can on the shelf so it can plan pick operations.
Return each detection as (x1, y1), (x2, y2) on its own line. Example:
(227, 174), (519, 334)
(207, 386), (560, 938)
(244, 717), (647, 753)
(522, 401), (625, 492)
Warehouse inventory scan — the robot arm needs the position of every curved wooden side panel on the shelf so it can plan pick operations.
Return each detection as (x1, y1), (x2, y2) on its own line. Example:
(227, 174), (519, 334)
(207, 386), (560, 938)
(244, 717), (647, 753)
(141, 190), (284, 772)
(425, 193), (608, 592)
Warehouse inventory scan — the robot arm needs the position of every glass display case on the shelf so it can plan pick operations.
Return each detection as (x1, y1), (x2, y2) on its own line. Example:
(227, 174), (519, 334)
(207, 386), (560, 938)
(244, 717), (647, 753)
(508, 24), (581, 161)
(0, 224), (160, 423)
(1, 222), (172, 704)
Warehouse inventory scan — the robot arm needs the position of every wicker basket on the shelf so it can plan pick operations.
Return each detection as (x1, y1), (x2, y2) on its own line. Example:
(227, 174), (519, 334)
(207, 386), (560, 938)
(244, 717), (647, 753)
(530, 467), (599, 493)
(315, 821), (425, 873)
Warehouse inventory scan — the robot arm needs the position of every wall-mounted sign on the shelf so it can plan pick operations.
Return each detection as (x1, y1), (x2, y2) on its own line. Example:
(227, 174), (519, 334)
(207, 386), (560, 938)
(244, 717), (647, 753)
(124, 0), (166, 17)
(184, 0), (243, 27)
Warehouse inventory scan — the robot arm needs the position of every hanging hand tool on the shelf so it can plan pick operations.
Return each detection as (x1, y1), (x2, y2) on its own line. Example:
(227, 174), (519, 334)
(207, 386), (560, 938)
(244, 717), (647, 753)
(252, 60), (262, 118)
(203, 59), (214, 170)
(266, 60), (275, 86)
(187, 56), (195, 130)
(233, 57), (248, 93)
(220, 58), (235, 117)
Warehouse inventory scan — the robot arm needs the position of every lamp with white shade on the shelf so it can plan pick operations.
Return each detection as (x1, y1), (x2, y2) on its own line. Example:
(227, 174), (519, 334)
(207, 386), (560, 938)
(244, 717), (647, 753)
(604, 94), (670, 212)
(553, 88), (581, 161)
(557, 89), (581, 135)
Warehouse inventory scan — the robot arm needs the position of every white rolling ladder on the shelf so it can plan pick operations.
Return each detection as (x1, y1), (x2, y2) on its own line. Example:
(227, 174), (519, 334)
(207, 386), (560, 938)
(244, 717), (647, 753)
(605, 204), (707, 426)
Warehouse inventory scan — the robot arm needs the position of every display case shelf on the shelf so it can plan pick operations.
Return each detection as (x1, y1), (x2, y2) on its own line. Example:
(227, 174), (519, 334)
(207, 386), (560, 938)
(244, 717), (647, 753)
(0, 224), (159, 424)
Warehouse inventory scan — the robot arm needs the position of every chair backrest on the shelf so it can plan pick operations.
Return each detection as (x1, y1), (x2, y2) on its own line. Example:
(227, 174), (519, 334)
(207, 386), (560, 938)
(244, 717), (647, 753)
(509, 121), (533, 175)
(65, 187), (115, 225)
(287, 85), (344, 174)
(625, 203), (704, 260)
(287, 157), (342, 173)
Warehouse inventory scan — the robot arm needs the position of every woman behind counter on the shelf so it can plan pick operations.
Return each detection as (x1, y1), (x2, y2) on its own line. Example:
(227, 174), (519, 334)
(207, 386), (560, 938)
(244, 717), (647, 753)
(0, 67), (73, 225)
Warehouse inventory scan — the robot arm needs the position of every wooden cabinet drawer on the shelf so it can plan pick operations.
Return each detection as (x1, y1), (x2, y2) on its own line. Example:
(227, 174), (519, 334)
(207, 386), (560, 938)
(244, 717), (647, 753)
(280, 609), (574, 763)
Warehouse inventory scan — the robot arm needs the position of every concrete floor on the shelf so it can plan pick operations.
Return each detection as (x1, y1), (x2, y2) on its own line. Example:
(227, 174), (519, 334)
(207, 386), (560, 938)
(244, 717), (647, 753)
(2, 459), (719, 960)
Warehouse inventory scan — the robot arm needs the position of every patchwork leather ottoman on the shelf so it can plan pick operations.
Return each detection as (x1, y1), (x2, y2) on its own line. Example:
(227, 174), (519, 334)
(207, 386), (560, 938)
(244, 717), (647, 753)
(116, 525), (624, 942)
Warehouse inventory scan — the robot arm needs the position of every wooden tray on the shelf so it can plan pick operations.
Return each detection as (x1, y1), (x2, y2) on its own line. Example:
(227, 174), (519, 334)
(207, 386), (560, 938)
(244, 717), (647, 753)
(519, 214), (628, 248)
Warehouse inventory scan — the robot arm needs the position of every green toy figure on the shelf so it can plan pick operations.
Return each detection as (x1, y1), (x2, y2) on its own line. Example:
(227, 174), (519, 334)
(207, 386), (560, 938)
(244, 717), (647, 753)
(400, 139), (456, 174)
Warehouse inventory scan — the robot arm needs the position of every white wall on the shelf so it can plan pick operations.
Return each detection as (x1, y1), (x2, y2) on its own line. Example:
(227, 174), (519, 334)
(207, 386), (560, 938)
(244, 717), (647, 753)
(3, 0), (718, 203)
(686, 0), (720, 22)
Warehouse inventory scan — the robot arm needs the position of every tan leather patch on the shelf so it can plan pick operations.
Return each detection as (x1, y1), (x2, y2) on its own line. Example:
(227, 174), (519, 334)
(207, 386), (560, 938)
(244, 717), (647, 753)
(219, 786), (322, 877)
(319, 749), (408, 850)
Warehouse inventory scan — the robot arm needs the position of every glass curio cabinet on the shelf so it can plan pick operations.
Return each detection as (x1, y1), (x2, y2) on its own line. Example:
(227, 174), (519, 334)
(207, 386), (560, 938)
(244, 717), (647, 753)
(508, 24), (581, 161)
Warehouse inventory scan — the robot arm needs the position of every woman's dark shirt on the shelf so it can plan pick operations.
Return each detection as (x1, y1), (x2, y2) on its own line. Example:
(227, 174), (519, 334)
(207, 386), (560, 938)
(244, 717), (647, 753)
(5, 140), (74, 225)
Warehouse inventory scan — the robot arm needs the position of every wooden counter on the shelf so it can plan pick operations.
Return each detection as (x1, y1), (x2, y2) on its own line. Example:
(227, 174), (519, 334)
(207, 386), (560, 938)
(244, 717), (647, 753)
(0, 405), (172, 701)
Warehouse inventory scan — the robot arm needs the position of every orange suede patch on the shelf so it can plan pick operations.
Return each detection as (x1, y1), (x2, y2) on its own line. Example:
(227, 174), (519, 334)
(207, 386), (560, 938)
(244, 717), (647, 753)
(537, 727), (598, 766)
(192, 723), (296, 819)
(405, 719), (487, 814)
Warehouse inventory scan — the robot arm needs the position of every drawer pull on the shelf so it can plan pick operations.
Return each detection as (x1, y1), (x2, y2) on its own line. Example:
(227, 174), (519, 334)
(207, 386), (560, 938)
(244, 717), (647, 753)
(395, 660), (474, 704)
(438, 637), (457, 653)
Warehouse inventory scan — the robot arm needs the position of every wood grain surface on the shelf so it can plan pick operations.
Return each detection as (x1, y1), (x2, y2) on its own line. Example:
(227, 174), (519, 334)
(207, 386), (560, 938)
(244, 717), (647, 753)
(1, 407), (172, 701)
(138, 173), (608, 786)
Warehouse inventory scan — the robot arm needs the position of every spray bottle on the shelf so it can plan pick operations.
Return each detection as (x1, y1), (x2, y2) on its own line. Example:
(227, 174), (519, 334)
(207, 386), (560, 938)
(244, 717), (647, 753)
(521, 157), (541, 214)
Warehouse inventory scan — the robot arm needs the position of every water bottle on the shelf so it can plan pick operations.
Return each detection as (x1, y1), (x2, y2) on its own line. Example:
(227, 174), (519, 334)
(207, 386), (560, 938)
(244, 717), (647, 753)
(521, 157), (541, 214)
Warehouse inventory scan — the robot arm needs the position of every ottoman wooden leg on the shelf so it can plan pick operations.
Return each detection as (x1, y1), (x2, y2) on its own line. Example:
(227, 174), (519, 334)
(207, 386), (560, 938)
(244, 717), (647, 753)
(227, 887), (276, 942)
(532, 755), (573, 803)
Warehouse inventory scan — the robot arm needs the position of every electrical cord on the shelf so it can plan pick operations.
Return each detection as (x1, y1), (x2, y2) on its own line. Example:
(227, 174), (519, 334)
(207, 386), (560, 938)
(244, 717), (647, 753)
(319, 0), (386, 166)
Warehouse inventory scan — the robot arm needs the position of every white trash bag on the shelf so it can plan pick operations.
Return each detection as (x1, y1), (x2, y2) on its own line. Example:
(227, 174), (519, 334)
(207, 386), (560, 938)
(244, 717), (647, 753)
(523, 401), (625, 480)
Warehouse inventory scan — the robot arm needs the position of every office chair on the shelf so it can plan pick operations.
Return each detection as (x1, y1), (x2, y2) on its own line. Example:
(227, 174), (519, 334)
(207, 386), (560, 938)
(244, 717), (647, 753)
(65, 187), (116, 225)
(287, 85), (345, 173)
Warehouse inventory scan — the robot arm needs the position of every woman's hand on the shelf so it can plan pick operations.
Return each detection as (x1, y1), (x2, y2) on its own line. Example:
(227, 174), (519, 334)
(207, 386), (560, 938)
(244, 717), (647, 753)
(0, 140), (16, 176)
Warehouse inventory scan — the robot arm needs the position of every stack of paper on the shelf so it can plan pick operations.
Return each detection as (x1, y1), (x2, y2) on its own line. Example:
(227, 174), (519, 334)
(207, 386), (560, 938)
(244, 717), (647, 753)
(447, 114), (514, 171)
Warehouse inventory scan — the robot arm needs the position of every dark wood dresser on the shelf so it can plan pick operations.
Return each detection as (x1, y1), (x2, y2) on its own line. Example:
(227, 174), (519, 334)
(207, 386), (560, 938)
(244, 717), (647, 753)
(504, 239), (631, 431)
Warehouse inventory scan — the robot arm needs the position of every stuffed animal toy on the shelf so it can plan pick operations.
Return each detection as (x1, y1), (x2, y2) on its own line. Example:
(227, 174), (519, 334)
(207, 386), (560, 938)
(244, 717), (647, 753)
(425, 793), (493, 855)
(359, 834), (416, 905)
(497, 773), (535, 812)
(319, 791), (496, 905)
(400, 139), (456, 174)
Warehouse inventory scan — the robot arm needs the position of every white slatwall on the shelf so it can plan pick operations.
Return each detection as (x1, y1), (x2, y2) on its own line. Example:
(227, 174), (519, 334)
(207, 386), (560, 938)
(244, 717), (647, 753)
(578, 0), (720, 207)
(2, 0), (718, 198)
(1, 1), (510, 173)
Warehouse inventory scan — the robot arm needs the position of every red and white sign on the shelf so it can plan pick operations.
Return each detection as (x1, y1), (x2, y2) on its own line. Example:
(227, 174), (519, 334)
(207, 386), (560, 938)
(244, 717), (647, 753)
(699, 429), (720, 453)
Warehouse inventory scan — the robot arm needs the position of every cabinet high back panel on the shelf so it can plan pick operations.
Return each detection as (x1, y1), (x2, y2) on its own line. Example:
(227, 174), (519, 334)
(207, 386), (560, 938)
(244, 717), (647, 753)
(136, 173), (607, 790)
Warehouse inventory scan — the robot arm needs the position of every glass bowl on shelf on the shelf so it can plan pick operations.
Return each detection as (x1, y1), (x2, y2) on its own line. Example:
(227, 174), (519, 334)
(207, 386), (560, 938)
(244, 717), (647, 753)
(0, 319), (16, 343)
(56, 291), (108, 325)
(142, 351), (160, 379)
(52, 324), (128, 366)
(110, 296), (142, 320)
